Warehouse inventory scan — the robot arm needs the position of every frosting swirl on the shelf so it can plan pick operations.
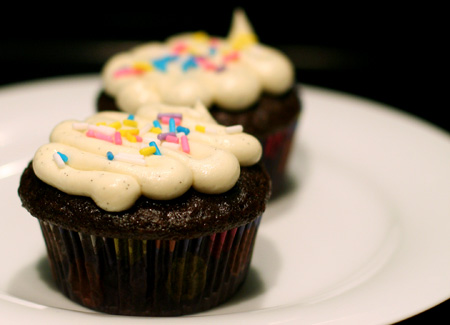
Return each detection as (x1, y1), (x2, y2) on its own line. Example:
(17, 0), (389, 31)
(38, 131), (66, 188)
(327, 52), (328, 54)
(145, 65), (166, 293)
(101, 9), (294, 113)
(32, 102), (262, 212)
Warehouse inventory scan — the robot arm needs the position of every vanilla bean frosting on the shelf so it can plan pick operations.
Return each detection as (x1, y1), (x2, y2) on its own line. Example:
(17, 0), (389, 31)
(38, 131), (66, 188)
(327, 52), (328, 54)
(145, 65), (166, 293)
(101, 9), (295, 114)
(32, 102), (262, 212)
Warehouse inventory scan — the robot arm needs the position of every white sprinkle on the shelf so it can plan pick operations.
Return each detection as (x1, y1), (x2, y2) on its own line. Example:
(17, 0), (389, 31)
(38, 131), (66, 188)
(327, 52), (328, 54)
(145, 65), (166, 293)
(72, 122), (88, 131)
(53, 152), (66, 168)
(225, 125), (243, 134)
(176, 132), (186, 138)
(88, 124), (116, 136)
(114, 153), (146, 165)
(205, 127), (217, 134)
(139, 123), (152, 136)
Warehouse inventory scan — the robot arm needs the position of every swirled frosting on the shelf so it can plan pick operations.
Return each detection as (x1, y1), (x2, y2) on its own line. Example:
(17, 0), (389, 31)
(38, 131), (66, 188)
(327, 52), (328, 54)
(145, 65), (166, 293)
(32, 101), (262, 212)
(101, 9), (295, 113)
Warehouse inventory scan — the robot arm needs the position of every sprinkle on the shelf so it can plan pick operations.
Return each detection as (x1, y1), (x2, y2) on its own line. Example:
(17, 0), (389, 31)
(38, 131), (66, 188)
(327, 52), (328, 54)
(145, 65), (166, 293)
(123, 119), (138, 127)
(113, 67), (143, 78)
(86, 129), (114, 143)
(157, 132), (176, 141)
(153, 120), (162, 129)
(106, 151), (114, 160)
(139, 123), (152, 136)
(169, 118), (176, 133)
(149, 141), (161, 156)
(114, 131), (122, 145)
(120, 129), (139, 136)
(132, 61), (153, 72)
(53, 152), (66, 168)
(165, 135), (179, 143)
(181, 135), (190, 153)
(157, 113), (182, 120)
(57, 152), (68, 162)
(152, 55), (178, 72)
(114, 153), (146, 165)
(192, 31), (209, 42)
(231, 33), (258, 50)
(150, 127), (162, 134)
(124, 132), (137, 143)
(161, 142), (180, 150)
(139, 146), (157, 156)
(176, 132), (186, 137)
(176, 125), (190, 135)
(182, 56), (198, 72)
(172, 42), (188, 54)
(223, 51), (240, 62)
(135, 135), (143, 142)
(88, 124), (116, 136)
(195, 125), (205, 133)
(161, 116), (181, 126)
(72, 122), (88, 131)
(109, 121), (122, 130)
(225, 125), (244, 134)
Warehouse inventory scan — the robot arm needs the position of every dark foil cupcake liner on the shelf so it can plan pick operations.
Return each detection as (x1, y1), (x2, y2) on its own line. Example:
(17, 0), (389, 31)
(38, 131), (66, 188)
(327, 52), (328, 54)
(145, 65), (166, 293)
(39, 215), (262, 316)
(259, 118), (298, 198)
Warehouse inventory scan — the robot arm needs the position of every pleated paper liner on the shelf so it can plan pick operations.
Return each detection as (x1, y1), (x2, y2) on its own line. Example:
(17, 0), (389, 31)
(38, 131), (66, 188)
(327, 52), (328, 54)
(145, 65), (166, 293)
(39, 215), (262, 316)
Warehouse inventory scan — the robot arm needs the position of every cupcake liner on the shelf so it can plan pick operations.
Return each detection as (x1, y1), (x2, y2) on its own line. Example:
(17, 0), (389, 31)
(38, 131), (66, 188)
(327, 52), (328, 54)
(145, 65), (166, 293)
(259, 118), (299, 197)
(39, 215), (262, 316)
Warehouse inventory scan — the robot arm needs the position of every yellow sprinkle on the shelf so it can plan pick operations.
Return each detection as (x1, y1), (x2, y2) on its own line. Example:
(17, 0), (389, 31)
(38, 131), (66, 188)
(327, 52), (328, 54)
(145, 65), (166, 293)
(96, 122), (107, 126)
(231, 33), (258, 50)
(150, 127), (162, 134)
(195, 125), (206, 133)
(123, 119), (138, 127)
(108, 121), (122, 130)
(125, 133), (137, 142)
(133, 61), (153, 72)
(192, 31), (209, 42)
(139, 146), (156, 156)
(120, 128), (139, 136)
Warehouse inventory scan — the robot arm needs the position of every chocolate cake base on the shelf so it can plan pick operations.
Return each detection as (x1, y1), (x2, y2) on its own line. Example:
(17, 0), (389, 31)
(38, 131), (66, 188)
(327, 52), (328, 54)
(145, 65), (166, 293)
(18, 163), (270, 316)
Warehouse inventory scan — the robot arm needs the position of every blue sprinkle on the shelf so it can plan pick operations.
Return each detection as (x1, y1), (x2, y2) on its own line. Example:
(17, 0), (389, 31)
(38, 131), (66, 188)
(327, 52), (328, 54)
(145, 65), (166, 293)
(176, 125), (190, 135)
(149, 141), (161, 156)
(152, 55), (178, 72)
(169, 118), (176, 133)
(127, 114), (135, 120)
(106, 151), (114, 160)
(153, 120), (162, 129)
(209, 47), (217, 56)
(182, 56), (198, 72)
(57, 152), (68, 163)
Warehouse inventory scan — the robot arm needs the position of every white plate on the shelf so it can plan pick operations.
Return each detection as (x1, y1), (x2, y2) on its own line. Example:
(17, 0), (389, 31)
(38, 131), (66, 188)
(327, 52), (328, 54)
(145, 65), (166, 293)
(1, 75), (450, 324)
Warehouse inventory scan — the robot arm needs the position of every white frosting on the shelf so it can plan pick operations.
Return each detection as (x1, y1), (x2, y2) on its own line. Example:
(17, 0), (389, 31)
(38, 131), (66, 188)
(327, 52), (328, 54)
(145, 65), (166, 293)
(32, 102), (262, 212)
(101, 9), (294, 114)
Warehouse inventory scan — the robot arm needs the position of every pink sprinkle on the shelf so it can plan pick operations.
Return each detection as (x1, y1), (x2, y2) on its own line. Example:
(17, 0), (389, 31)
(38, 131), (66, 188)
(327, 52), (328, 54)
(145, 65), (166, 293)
(160, 116), (181, 125)
(223, 51), (240, 62)
(114, 132), (122, 145)
(172, 42), (188, 54)
(165, 135), (179, 144)
(87, 130), (113, 143)
(113, 67), (142, 78)
(135, 135), (143, 142)
(181, 135), (190, 153)
(195, 57), (217, 70)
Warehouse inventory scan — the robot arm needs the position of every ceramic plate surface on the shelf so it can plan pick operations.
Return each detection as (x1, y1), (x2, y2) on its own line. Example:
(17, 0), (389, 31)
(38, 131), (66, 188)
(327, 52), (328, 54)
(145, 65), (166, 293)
(1, 76), (450, 324)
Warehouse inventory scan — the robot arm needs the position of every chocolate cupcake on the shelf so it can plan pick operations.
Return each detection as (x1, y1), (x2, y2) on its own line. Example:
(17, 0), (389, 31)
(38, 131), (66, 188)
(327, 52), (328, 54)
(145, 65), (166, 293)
(18, 102), (270, 316)
(97, 9), (301, 197)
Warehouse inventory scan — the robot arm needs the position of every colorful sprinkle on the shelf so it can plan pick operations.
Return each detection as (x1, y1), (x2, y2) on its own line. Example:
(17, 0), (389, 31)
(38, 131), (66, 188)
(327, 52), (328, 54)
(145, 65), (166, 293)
(176, 125), (190, 135)
(181, 135), (190, 153)
(182, 56), (198, 72)
(109, 121), (122, 130)
(150, 127), (162, 134)
(149, 141), (161, 156)
(160, 116), (181, 125)
(86, 129), (114, 143)
(53, 152), (66, 168)
(139, 146), (157, 156)
(153, 120), (162, 129)
(161, 142), (180, 150)
(114, 152), (146, 165)
(152, 55), (178, 72)
(106, 151), (114, 160)
(157, 132), (176, 141)
(225, 125), (244, 134)
(139, 123), (152, 136)
(165, 135), (179, 143)
(169, 118), (176, 133)
(123, 119), (138, 127)
(114, 131), (122, 145)
(195, 125), (205, 133)
(57, 152), (68, 162)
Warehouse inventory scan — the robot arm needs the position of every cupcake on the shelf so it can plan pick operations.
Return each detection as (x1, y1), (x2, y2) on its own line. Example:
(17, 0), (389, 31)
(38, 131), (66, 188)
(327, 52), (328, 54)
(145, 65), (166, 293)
(97, 8), (301, 197)
(18, 101), (270, 316)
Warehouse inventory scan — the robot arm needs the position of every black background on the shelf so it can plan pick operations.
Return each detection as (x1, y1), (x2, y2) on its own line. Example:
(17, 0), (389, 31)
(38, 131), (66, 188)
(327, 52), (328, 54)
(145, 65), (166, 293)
(0, 4), (447, 323)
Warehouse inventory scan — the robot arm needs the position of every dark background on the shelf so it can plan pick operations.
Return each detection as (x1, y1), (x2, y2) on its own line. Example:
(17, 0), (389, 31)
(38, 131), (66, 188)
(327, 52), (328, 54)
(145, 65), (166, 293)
(0, 5), (446, 323)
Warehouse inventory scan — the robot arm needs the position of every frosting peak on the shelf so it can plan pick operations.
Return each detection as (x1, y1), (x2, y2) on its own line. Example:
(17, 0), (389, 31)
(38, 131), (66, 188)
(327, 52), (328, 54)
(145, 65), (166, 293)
(32, 102), (262, 212)
(102, 9), (294, 114)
